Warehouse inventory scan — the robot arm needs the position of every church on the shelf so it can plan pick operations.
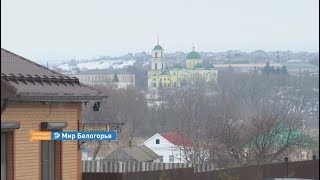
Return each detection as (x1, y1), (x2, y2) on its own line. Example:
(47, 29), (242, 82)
(147, 40), (218, 90)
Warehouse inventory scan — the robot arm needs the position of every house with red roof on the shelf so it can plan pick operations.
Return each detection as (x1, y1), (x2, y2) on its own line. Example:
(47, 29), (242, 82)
(142, 133), (193, 163)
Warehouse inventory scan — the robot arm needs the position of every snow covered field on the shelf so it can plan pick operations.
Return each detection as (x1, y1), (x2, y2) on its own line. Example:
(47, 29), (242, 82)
(57, 59), (136, 71)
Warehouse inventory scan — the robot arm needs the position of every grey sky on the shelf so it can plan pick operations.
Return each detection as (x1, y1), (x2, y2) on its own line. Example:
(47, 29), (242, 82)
(1, 0), (319, 62)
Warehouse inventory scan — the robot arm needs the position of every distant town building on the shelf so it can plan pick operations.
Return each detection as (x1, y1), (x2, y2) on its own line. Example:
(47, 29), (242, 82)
(284, 61), (318, 76)
(290, 129), (319, 161)
(147, 39), (218, 90)
(213, 63), (282, 73)
(145, 93), (164, 108)
(74, 69), (135, 89)
(213, 61), (319, 77)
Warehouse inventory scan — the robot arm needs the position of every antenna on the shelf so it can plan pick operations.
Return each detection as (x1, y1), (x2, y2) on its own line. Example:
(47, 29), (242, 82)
(157, 33), (159, 45)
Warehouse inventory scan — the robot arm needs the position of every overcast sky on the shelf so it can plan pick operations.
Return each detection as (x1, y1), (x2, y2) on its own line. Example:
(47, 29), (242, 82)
(1, 0), (319, 62)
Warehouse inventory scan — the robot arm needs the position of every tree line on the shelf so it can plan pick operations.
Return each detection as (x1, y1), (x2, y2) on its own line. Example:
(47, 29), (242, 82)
(84, 72), (319, 167)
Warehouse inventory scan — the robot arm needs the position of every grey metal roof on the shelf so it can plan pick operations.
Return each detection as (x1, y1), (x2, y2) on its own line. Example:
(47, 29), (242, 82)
(121, 145), (161, 162)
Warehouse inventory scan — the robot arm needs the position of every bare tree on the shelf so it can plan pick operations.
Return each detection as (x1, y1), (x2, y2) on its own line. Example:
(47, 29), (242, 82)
(83, 86), (149, 158)
(156, 73), (317, 167)
(82, 72), (318, 165)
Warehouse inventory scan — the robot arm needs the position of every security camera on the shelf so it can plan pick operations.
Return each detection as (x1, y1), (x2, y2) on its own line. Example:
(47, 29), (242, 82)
(84, 102), (89, 107)
(93, 102), (100, 111)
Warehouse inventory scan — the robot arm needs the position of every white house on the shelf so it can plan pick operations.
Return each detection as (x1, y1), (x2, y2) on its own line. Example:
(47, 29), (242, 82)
(142, 133), (193, 163)
(82, 147), (89, 160)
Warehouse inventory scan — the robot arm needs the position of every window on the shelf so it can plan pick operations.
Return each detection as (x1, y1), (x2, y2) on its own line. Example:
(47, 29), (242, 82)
(156, 139), (160, 144)
(42, 141), (61, 180)
(154, 83), (157, 87)
(1, 132), (14, 180)
(169, 155), (174, 162)
(42, 141), (55, 180)
(155, 52), (158, 57)
(155, 63), (158, 70)
(1, 122), (19, 180)
(1, 132), (7, 180)
(40, 122), (65, 180)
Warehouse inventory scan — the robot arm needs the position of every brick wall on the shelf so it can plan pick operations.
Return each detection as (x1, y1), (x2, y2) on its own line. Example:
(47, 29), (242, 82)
(1, 103), (82, 180)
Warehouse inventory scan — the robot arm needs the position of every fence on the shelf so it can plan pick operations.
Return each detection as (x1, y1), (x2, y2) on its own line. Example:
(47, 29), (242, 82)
(82, 159), (319, 180)
(82, 160), (216, 173)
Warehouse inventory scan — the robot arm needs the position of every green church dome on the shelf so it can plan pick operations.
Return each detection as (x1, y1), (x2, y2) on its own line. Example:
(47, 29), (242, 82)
(172, 63), (182, 69)
(194, 63), (204, 69)
(153, 45), (163, 50)
(205, 64), (214, 69)
(187, 46), (201, 59)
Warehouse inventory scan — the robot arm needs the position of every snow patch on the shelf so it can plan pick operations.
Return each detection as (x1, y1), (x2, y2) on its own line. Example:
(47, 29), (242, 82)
(57, 59), (136, 71)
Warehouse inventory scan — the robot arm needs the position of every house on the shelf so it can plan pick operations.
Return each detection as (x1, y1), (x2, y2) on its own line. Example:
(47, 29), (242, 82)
(290, 129), (319, 161)
(213, 63), (282, 73)
(283, 61), (318, 76)
(74, 69), (135, 89)
(142, 133), (193, 163)
(1, 48), (106, 180)
(82, 147), (90, 160)
(104, 144), (161, 162)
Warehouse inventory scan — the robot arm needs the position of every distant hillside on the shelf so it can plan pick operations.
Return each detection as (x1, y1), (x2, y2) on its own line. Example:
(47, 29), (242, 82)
(48, 50), (318, 75)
